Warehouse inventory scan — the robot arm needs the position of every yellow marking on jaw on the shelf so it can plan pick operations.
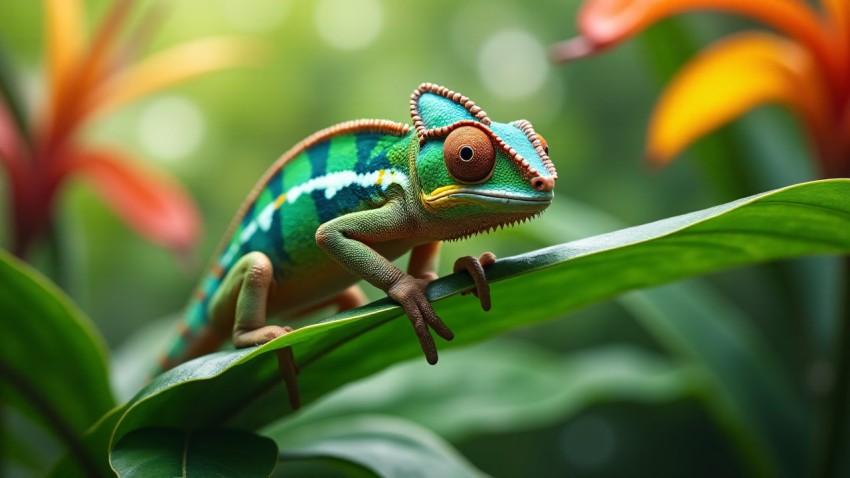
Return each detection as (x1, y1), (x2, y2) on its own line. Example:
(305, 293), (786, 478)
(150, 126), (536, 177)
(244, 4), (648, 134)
(376, 169), (386, 186)
(274, 194), (287, 208)
(421, 185), (464, 212)
(424, 185), (462, 202)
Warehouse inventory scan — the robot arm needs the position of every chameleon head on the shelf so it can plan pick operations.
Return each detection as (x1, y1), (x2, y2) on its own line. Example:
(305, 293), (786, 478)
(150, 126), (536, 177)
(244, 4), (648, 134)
(409, 83), (557, 234)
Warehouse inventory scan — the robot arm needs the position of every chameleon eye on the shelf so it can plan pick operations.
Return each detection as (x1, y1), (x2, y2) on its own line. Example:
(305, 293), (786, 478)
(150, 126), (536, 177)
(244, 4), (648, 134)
(537, 133), (549, 156)
(443, 126), (495, 183)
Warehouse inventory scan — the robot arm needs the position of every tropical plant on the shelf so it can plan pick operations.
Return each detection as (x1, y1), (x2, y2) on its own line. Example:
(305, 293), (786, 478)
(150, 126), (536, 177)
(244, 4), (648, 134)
(4, 1), (850, 477)
(553, 1), (850, 476)
(4, 179), (850, 476)
(552, 0), (850, 177)
(0, 0), (253, 259)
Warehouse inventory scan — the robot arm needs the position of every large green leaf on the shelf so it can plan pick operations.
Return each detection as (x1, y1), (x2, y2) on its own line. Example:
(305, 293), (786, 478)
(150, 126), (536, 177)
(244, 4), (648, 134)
(0, 250), (114, 476)
(265, 341), (697, 442)
(110, 427), (277, 477)
(104, 179), (849, 467)
(621, 285), (804, 477)
(271, 415), (485, 478)
(532, 198), (806, 477)
(262, 342), (696, 477)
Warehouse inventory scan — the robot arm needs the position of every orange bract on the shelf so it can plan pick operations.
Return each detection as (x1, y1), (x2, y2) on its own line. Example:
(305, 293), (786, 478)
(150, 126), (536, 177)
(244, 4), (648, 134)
(555, 0), (850, 178)
(0, 0), (258, 257)
(647, 33), (829, 165)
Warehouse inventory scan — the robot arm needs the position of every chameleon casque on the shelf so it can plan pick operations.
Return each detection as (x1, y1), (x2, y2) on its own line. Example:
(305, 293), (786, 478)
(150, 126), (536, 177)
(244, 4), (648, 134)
(158, 83), (557, 406)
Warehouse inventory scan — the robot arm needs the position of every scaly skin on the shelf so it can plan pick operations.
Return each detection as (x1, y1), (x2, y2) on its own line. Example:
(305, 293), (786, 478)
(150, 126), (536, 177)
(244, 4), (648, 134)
(157, 83), (557, 407)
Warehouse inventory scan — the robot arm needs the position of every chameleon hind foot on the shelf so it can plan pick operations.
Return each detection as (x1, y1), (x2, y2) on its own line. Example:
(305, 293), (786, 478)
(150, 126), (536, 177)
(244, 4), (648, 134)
(453, 252), (496, 311)
(234, 323), (300, 409)
(275, 344), (300, 410)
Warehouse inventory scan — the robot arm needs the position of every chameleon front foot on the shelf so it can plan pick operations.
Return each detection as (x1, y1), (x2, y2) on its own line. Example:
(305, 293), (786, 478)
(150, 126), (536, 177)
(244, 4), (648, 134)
(453, 252), (496, 311)
(388, 275), (454, 365)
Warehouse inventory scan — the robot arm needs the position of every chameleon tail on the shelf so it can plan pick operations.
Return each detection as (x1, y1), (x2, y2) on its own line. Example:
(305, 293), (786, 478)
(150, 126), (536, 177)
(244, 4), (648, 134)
(151, 280), (222, 376)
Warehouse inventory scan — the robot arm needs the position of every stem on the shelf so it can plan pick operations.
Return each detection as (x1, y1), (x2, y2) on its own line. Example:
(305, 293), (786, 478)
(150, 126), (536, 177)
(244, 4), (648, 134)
(0, 40), (30, 146)
(821, 256), (850, 478)
(44, 215), (69, 292)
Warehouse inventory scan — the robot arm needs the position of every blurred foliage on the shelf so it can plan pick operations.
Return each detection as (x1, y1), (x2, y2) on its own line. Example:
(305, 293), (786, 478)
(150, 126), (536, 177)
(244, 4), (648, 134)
(1, 0), (848, 477)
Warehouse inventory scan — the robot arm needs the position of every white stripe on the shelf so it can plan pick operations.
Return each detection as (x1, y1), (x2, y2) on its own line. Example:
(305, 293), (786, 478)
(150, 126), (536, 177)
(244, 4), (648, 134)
(235, 168), (408, 247)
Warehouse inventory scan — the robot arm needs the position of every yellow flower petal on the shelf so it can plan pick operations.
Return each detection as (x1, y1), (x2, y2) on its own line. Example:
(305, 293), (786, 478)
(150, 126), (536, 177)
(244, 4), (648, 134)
(46, 0), (135, 144)
(44, 0), (85, 105)
(647, 32), (830, 165)
(86, 37), (264, 117)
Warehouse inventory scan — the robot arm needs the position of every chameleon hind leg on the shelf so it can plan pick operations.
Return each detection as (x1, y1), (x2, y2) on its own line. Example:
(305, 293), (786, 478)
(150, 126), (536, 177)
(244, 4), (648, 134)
(291, 284), (368, 318)
(211, 255), (368, 409)
(210, 252), (300, 407)
(210, 251), (291, 347)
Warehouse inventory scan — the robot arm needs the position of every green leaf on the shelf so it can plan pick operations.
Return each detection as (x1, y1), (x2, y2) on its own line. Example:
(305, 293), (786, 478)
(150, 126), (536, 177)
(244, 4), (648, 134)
(105, 179), (850, 466)
(266, 341), (698, 442)
(111, 427), (278, 477)
(622, 284), (805, 477)
(271, 415), (485, 478)
(0, 250), (114, 476)
(533, 197), (806, 477)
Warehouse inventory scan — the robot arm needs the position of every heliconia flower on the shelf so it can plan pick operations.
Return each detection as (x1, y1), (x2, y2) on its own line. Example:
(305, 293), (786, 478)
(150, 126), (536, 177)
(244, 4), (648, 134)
(0, 0), (260, 258)
(552, 0), (850, 178)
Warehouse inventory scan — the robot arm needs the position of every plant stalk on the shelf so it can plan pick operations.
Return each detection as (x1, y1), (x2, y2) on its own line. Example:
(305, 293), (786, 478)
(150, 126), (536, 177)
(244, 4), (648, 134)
(821, 255), (850, 478)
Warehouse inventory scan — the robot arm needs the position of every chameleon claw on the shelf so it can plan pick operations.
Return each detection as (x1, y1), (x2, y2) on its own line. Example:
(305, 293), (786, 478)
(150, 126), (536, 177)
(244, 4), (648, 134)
(275, 345), (301, 410)
(256, 325), (299, 410)
(389, 275), (454, 365)
(453, 252), (496, 311)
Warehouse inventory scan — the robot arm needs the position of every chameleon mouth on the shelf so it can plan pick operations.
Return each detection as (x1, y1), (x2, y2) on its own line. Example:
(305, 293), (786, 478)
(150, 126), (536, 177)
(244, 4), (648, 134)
(423, 186), (553, 211)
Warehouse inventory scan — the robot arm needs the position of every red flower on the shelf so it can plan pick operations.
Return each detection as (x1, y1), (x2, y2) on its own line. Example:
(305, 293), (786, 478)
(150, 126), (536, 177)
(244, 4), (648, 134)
(0, 0), (259, 257)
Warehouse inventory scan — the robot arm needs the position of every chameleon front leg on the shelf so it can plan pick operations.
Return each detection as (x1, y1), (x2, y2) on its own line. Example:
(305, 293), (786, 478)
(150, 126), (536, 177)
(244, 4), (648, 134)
(317, 205), (455, 364)
(410, 242), (493, 311)
(317, 204), (490, 364)
(408, 241), (441, 281)
(453, 252), (496, 311)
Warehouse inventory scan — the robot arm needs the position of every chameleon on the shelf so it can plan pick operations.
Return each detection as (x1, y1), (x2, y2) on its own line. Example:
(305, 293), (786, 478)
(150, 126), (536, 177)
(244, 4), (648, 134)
(157, 83), (557, 406)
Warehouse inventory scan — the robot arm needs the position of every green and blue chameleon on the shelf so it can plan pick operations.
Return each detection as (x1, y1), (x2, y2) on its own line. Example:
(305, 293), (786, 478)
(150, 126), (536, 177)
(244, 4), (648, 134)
(158, 83), (557, 405)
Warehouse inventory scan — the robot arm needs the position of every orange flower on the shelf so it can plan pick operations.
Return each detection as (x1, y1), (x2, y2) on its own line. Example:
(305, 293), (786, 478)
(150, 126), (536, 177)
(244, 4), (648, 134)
(552, 0), (850, 178)
(0, 0), (259, 257)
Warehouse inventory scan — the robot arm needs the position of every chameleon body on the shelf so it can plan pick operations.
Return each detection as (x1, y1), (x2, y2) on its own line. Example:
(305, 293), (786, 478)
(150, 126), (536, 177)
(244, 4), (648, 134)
(158, 84), (557, 399)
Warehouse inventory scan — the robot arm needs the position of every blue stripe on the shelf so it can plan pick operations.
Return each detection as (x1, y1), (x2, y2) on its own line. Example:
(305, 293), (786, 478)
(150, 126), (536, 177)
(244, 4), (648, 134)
(354, 133), (392, 173)
(307, 140), (330, 177)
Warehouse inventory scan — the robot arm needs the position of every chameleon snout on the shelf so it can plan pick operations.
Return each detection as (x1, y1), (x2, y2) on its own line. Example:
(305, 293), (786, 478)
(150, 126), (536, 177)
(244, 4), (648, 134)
(531, 175), (555, 192)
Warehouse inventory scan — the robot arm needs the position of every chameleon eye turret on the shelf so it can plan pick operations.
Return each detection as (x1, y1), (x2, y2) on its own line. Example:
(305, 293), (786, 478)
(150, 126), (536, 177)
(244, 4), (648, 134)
(443, 125), (496, 183)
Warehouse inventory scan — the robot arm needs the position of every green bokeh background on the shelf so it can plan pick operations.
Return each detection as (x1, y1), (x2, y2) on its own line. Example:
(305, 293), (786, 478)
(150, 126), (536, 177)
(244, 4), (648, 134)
(0, 1), (825, 476)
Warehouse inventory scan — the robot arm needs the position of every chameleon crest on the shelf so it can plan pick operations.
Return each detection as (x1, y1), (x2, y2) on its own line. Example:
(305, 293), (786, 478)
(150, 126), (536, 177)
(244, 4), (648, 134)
(158, 83), (557, 409)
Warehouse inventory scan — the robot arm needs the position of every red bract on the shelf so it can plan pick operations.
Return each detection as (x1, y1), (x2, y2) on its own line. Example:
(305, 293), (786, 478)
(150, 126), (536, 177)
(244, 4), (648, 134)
(0, 0), (259, 257)
(553, 0), (850, 178)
